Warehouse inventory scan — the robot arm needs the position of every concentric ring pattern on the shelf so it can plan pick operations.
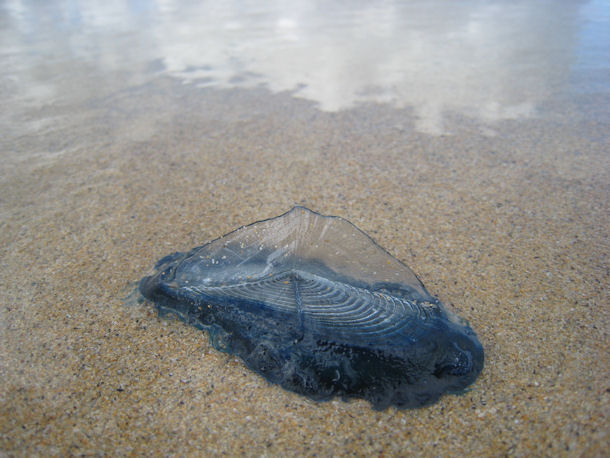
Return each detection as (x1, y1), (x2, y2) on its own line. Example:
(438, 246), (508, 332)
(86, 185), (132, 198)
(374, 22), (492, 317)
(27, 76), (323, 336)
(186, 270), (432, 340)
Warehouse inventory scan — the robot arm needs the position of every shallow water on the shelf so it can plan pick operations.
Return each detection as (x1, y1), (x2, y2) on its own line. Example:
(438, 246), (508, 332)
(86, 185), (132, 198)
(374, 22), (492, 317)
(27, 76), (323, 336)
(1, 0), (608, 455)
(2, 0), (608, 136)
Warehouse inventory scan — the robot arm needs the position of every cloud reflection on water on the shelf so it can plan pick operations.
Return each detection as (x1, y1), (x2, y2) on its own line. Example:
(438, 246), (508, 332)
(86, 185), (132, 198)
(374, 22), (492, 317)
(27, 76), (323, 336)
(2, 0), (607, 134)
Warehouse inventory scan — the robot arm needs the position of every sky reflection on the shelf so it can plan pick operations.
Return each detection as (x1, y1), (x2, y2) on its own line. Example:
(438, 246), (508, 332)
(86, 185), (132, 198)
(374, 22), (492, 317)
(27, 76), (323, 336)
(1, 0), (608, 134)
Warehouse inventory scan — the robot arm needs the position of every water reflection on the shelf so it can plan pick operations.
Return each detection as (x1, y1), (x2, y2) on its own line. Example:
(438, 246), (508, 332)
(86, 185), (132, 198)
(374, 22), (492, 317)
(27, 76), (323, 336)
(1, 0), (608, 134)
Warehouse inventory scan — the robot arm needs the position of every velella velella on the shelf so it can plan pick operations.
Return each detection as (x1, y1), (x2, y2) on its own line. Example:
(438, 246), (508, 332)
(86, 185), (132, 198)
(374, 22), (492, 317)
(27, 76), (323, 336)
(139, 206), (483, 409)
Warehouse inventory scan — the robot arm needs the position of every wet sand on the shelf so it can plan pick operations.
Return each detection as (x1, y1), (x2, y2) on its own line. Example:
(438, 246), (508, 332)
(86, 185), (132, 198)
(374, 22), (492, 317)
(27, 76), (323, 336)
(1, 0), (610, 454)
(1, 75), (608, 455)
